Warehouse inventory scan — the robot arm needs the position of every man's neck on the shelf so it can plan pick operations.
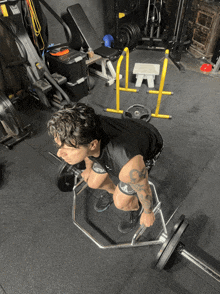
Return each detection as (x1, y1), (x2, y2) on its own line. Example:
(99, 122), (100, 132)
(89, 140), (101, 158)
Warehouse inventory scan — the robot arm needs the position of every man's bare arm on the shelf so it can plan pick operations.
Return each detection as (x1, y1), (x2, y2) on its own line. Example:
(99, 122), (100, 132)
(129, 167), (153, 214)
(84, 157), (94, 169)
(81, 157), (94, 182)
(119, 155), (155, 227)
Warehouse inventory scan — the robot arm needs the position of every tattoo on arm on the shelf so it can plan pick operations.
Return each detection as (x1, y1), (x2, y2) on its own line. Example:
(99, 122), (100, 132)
(129, 168), (153, 214)
(129, 167), (147, 184)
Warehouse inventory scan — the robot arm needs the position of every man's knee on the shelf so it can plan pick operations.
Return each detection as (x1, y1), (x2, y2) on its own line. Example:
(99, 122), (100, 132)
(113, 196), (124, 210)
(87, 177), (101, 190)
(113, 188), (137, 211)
(86, 172), (109, 190)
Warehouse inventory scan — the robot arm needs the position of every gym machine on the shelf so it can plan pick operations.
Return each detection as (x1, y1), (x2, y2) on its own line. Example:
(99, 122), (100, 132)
(50, 152), (220, 286)
(114, 0), (145, 50)
(0, 0), (72, 107)
(137, 0), (193, 72)
(0, 91), (31, 149)
(114, 0), (193, 72)
(167, 0), (193, 72)
(138, 0), (165, 50)
(62, 4), (120, 86)
(0, 0), (76, 147)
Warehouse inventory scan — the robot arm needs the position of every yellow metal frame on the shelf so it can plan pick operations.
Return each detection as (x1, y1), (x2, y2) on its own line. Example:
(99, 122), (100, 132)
(1, 5), (9, 17)
(105, 47), (138, 114)
(106, 48), (172, 119)
(150, 49), (172, 119)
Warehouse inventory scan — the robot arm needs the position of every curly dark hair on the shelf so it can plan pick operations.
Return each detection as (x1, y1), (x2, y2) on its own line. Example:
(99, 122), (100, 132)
(47, 103), (103, 148)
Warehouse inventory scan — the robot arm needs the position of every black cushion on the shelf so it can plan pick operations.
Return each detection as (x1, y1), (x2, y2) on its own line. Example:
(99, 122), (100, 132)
(94, 46), (118, 59)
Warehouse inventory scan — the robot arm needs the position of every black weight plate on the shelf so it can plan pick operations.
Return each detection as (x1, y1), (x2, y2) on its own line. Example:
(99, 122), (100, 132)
(57, 161), (85, 192)
(127, 23), (141, 46)
(173, 214), (186, 232)
(118, 28), (130, 47)
(0, 92), (21, 124)
(156, 216), (189, 270)
(156, 215), (185, 263)
(120, 24), (133, 44)
(124, 104), (151, 122)
(122, 23), (136, 47)
(0, 92), (23, 136)
(128, 23), (137, 39)
(133, 23), (141, 40)
(57, 162), (76, 192)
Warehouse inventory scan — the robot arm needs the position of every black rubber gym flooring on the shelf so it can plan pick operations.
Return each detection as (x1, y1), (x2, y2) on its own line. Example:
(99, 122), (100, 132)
(1, 50), (220, 294)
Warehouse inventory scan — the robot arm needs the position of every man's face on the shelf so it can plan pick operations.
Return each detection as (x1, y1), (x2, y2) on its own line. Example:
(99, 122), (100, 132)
(55, 137), (90, 165)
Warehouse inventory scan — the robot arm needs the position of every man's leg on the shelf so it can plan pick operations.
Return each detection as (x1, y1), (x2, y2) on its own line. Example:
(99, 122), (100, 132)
(113, 185), (139, 211)
(87, 170), (116, 194)
(85, 170), (143, 233)
(113, 183), (143, 234)
(84, 164), (116, 212)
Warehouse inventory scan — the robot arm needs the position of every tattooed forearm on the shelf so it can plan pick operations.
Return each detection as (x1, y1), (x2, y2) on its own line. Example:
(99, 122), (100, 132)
(139, 191), (153, 214)
(131, 184), (153, 214)
(129, 168), (153, 214)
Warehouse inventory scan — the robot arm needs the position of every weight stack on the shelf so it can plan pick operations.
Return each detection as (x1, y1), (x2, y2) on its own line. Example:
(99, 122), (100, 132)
(46, 48), (88, 102)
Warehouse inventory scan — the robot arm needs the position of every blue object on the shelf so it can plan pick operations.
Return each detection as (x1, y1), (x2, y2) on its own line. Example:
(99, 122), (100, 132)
(103, 34), (114, 48)
(42, 43), (55, 59)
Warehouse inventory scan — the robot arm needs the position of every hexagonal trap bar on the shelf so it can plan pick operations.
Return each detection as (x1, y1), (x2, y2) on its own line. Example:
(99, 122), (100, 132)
(72, 177), (168, 249)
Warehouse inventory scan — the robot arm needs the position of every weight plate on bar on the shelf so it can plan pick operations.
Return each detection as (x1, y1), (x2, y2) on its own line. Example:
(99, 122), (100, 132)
(125, 23), (141, 47)
(57, 161), (85, 192)
(156, 215), (189, 270)
(0, 91), (23, 136)
(118, 28), (131, 47)
(133, 23), (141, 41)
(120, 23), (135, 47)
(123, 104), (151, 122)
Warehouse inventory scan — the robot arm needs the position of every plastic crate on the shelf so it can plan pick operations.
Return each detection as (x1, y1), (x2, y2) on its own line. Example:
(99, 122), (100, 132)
(46, 48), (87, 84)
(64, 77), (88, 102)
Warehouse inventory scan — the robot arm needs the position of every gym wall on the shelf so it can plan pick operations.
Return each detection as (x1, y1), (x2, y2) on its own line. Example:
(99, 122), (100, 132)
(42, 0), (105, 46)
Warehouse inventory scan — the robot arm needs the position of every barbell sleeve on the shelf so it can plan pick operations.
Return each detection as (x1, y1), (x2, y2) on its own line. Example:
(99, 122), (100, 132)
(48, 151), (62, 162)
(178, 245), (220, 283)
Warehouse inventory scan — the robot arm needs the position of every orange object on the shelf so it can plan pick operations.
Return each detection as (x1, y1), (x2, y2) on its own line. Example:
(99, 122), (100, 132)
(200, 63), (212, 72)
(50, 48), (70, 56)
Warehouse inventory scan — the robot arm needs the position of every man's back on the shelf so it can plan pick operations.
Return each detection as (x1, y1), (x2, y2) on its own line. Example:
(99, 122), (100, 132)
(88, 116), (163, 179)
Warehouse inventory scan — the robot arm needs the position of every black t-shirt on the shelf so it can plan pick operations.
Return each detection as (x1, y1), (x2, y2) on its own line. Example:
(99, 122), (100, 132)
(89, 115), (163, 182)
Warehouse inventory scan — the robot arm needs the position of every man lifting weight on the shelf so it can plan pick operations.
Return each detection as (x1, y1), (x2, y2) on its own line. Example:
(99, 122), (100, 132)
(47, 103), (163, 233)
